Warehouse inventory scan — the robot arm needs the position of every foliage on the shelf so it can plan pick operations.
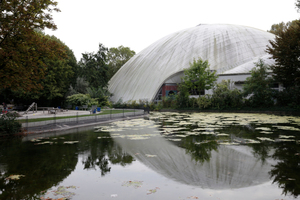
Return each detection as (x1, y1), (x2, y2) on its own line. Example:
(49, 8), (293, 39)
(0, 112), (22, 136)
(268, 20), (299, 35)
(79, 43), (109, 89)
(197, 95), (212, 109)
(211, 80), (243, 109)
(107, 46), (135, 79)
(176, 83), (190, 108)
(66, 94), (98, 107)
(242, 59), (275, 107)
(267, 20), (300, 88)
(276, 86), (300, 109)
(126, 100), (139, 108)
(162, 96), (175, 108)
(67, 77), (90, 96)
(296, 0), (300, 12)
(87, 87), (111, 107)
(0, 0), (62, 92)
(182, 58), (218, 95)
(1, 34), (77, 107)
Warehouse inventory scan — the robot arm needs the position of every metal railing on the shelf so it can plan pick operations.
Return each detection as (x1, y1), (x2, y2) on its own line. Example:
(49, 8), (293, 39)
(21, 108), (147, 133)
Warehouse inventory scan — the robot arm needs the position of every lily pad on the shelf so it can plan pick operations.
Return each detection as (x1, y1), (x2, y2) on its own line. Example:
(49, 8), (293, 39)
(122, 180), (143, 188)
(6, 174), (25, 180)
(63, 141), (79, 144)
(147, 187), (160, 195)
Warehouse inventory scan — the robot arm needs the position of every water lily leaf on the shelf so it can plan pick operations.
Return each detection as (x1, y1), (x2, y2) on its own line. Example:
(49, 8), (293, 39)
(216, 133), (229, 136)
(6, 174), (25, 180)
(187, 196), (199, 199)
(122, 180), (143, 188)
(35, 141), (53, 145)
(279, 135), (295, 139)
(255, 127), (272, 131)
(145, 154), (157, 157)
(147, 187), (160, 195)
(260, 131), (273, 134)
(257, 137), (275, 142)
(167, 138), (182, 141)
(63, 141), (79, 144)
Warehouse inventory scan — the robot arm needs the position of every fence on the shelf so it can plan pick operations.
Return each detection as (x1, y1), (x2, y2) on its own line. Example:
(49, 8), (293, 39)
(21, 108), (146, 132)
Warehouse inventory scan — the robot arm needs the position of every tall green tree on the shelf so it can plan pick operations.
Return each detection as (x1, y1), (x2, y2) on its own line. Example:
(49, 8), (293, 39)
(266, 20), (300, 88)
(268, 20), (299, 35)
(107, 46), (135, 79)
(182, 58), (218, 95)
(79, 44), (109, 89)
(242, 59), (274, 107)
(8, 34), (78, 106)
(0, 0), (61, 92)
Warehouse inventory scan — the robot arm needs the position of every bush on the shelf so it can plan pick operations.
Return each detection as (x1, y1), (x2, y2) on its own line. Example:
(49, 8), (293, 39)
(197, 95), (212, 109)
(211, 80), (243, 109)
(66, 93), (98, 107)
(276, 86), (300, 109)
(0, 112), (22, 136)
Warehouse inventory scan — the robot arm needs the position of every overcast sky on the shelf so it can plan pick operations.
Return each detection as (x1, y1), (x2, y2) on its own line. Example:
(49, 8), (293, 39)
(45, 0), (299, 61)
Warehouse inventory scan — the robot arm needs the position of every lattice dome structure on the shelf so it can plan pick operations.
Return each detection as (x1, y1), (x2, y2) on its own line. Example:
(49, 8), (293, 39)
(108, 24), (275, 102)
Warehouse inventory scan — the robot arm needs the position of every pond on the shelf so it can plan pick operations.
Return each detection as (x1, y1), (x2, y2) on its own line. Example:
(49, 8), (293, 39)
(1, 112), (300, 200)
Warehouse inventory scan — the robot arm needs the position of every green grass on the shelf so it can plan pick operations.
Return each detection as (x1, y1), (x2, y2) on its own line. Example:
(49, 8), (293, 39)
(17, 109), (137, 123)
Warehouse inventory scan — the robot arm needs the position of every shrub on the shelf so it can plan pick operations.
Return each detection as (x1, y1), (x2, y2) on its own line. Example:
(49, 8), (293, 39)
(197, 95), (212, 109)
(66, 93), (98, 107)
(0, 112), (22, 136)
(211, 80), (243, 109)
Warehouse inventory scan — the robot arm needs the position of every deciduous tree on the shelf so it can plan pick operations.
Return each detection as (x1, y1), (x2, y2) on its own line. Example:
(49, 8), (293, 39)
(0, 0), (62, 92)
(266, 20), (300, 88)
(107, 46), (135, 79)
(182, 58), (218, 95)
(79, 43), (109, 89)
(268, 20), (299, 35)
(242, 59), (274, 107)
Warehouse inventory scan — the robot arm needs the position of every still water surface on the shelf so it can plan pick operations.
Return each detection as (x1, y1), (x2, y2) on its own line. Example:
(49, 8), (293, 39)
(1, 112), (300, 200)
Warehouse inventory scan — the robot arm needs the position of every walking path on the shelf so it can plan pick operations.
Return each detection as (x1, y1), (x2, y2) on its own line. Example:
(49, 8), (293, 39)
(18, 110), (91, 119)
(18, 109), (147, 134)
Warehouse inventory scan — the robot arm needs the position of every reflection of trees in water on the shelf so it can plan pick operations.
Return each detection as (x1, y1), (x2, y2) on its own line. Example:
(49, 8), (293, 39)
(220, 125), (272, 164)
(181, 135), (218, 163)
(0, 138), (78, 200)
(269, 141), (300, 198)
(217, 124), (300, 197)
(78, 133), (134, 176)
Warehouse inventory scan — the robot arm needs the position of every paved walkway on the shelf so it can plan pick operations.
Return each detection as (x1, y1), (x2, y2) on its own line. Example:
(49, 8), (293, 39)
(18, 110), (91, 119)
(18, 109), (147, 135)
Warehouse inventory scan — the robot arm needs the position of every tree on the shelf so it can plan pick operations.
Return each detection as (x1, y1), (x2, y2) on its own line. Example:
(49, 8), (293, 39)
(107, 46), (135, 79)
(79, 44), (109, 89)
(182, 58), (218, 95)
(266, 20), (300, 88)
(242, 59), (274, 107)
(0, 0), (62, 92)
(296, 0), (300, 12)
(268, 20), (299, 35)
(3, 34), (77, 106)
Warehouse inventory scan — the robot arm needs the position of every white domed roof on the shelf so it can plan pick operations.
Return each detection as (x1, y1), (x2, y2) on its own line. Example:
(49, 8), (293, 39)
(108, 24), (275, 102)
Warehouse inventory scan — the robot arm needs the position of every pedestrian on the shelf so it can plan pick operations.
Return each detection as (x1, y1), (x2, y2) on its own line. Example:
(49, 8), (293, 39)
(2, 102), (6, 111)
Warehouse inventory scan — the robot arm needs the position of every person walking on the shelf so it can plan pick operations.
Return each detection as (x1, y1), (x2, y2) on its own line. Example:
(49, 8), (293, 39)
(2, 102), (7, 111)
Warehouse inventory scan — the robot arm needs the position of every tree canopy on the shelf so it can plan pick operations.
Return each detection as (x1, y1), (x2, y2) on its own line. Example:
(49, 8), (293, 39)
(79, 44), (109, 89)
(266, 20), (300, 88)
(243, 59), (274, 107)
(182, 58), (218, 95)
(107, 46), (135, 79)
(268, 20), (299, 35)
(0, 0), (62, 92)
